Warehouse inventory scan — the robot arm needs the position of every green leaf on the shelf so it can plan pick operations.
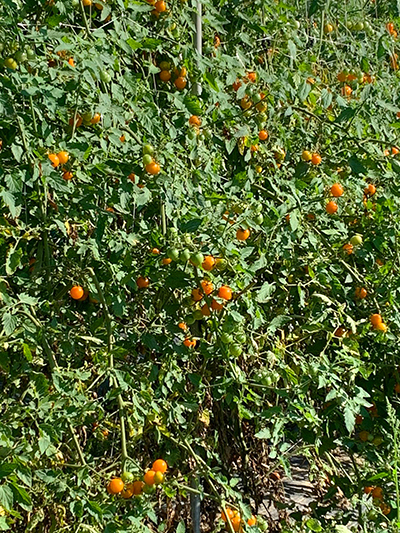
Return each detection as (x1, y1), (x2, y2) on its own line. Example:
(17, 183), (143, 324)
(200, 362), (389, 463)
(203, 71), (219, 92)
(10, 482), (32, 511)
(0, 486), (13, 511)
(348, 154), (367, 175)
(183, 95), (202, 115)
(2, 313), (18, 336)
(305, 518), (322, 532)
(5, 244), (23, 275)
(0, 464), (16, 480)
(176, 522), (186, 533)
(22, 343), (32, 362)
(256, 282), (275, 303)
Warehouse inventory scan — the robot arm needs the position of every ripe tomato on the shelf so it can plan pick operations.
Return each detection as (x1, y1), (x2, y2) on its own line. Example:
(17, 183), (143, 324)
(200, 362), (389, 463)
(326, 201), (338, 214)
(189, 115), (201, 126)
(57, 151), (69, 164)
(370, 314), (382, 327)
(174, 76), (187, 90)
(200, 279), (213, 295)
(159, 70), (171, 81)
(202, 255), (215, 270)
(151, 459), (168, 474)
(355, 287), (367, 299)
(131, 481), (144, 495)
(258, 130), (268, 141)
(155, 0), (166, 11)
(311, 153), (322, 165)
(62, 171), (73, 180)
(145, 162), (161, 175)
(236, 228), (250, 240)
(91, 113), (101, 124)
(211, 299), (224, 311)
(191, 288), (203, 301)
(143, 470), (156, 486)
(137, 276), (150, 289)
(247, 515), (257, 526)
(70, 286), (84, 300)
(107, 478), (124, 494)
(330, 183), (343, 197)
(218, 285), (232, 300)
(48, 153), (60, 167)
(364, 183), (376, 196)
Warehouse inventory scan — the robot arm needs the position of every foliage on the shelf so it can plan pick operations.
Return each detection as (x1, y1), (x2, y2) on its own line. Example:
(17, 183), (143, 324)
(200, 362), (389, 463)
(1, 0), (400, 531)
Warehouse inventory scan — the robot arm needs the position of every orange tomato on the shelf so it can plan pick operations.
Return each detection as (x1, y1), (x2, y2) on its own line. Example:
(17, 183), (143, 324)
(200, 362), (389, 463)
(62, 171), (73, 181)
(211, 298), (224, 311)
(258, 130), (268, 141)
(137, 276), (150, 289)
(202, 255), (216, 271)
(191, 288), (203, 301)
(91, 113), (101, 124)
(392, 146), (399, 155)
(145, 162), (161, 175)
(343, 243), (353, 254)
(131, 481), (144, 495)
(174, 77), (187, 90)
(155, 0), (166, 11)
(341, 85), (352, 97)
(143, 470), (156, 486)
(200, 279), (214, 295)
(236, 228), (250, 240)
(178, 322), (187, 330)
(370, 314), (382, 327)
(107, 478), (124, 494)
(159, 70), (171, 82)
(218, 285), (232, 300)
(364, 184), (376, 196)
(330, 183), (343, 197)
(57, 151), (69, 164)
(189, 115), (201, 126)
(372, 487), (383, 500)
(152, 459), (168, 473)
(326, 201), (338, 214)
(311, 153), (322, 165)
(70, 286), (84, 300)
(247, 515), (257, 526)
(355, 287), (367, 299)
(48, 153), (60, 167)
(162, 257), (172, 265)
(246, 71), (257, 82)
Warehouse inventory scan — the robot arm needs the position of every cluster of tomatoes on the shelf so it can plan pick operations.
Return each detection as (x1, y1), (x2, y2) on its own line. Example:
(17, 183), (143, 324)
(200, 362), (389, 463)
(363, 486), (391, 516)
(107, 459), (168, 499)
(47, 150), (73, 181)
(221, 507), (257, 532)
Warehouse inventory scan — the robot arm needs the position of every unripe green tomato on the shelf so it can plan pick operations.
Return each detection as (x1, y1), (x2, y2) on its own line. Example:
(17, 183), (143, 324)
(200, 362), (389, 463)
(220, 332), (233, 344)
(367, 433), (375, 442)
(14, 51), (27, 63)
(254, 203), (263, 213)
(4, 57), (18, 70)
(72, 0), (80, 7)
(186, 314), (195, 325)
(229, 343), (243, 357)
(143, 144), (155, 155)
(190, 252), (204, 267)
(143, 154), (153, 166)
(169, 23), (177, 31)
(217, 224), (225, 232)
(355, 21), (364, 31)
(346, 21), (353, 30)
(167, 248), (180, 261)
(373, 436), (383, 446)
(215, 258), (227, 271)
(159, 61), (170, 71)
(293, 20), (300, 29)
(187, 128), (197, 140)
(26, 48), (35, 59)
(222, 321), (235, 333)
(121, 471), (134, 483)
(254, 213), (264, 225)
(183, 234), (192, 245)
(198, 133), (206, 142)
(82, 112), (93, 124)
(350, 234), (363, 246)
(236, 333), (246, 344)
(143, 484), (156, 495)
(260, 373), (273, 386)
(100, 69), (112, 82)
(179, 249), (191, 262)
(193, 309), (204, 321)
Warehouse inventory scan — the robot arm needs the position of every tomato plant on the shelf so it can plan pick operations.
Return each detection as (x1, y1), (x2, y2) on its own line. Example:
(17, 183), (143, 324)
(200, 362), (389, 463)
(1, 0), (400, 532)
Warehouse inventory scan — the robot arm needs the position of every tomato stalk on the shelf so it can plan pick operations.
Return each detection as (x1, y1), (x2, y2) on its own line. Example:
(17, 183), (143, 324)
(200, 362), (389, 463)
(86, 267), (129, 468)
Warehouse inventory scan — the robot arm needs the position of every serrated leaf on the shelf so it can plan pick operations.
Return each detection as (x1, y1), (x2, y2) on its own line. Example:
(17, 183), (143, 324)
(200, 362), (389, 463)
(10, 482), (32, 511)
(0, 464), (16, 480)
(203, 71), (219, 92)
(256, 282), (275, 303)
(2, 313), (18, 336)
(0, 485), (13, 511)
(183, 95), (202, 115)
(176, 522), (186, 533)
(6, 244), (23, 275)
(22, 343), (32, 362)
